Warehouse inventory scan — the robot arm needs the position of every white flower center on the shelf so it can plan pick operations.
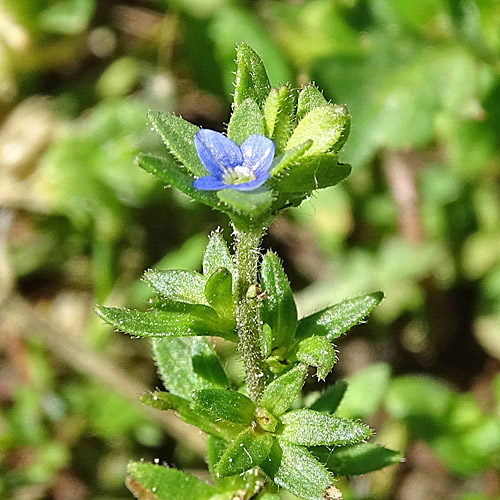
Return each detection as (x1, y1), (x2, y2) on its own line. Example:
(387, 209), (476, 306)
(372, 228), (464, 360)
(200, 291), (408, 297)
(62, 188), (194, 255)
(223, 165), (256, 185)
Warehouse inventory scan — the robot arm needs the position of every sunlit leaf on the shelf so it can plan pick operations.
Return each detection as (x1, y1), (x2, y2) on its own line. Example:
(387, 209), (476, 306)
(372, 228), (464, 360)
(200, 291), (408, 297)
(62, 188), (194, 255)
(127, 462), (217, 500)
(152, 337), (228, 399)
(203, 230), (234, 277)
(141, 391), (243, 439)
(286, 104), (350, 155)
(193, 389), (256, 425)
(233, 43), (271, 108)
(261, 440), (333, 500)
(312, 443), (403, 477)
(205, 268), (235, 321)
(296, 292), (384, 341)
(216, 427), (274, 477)
(227, 98), (265, 145)
(263, 84), (296, 153)
(148, 111), (206, 176)
(279, 409), (372, 446)
(260, 364), (307, 416)
(261, 251), (297, 348)
(143, 269), (208, 305)
(95, 303), (236, 341)
(296, 336), (336, 380)
(136, 153), (221, 210)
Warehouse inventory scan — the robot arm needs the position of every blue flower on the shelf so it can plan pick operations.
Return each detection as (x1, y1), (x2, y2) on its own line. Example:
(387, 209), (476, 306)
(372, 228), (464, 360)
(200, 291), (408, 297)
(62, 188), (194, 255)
(193, 129), (275, 191)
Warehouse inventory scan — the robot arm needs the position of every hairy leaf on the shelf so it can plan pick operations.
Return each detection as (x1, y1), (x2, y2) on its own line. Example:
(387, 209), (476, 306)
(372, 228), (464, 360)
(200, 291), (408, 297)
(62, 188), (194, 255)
(261, 251), (297, 348)
(193, 389), (256, 425)
(263, 84), (296, 153)
(296, 292), (384, 341)
(269, 141), (312, 177)
(216, 427), (273, 477)
(203, 230), (234, 277)
(261, 440), (333, 500)
(297, 84), (328, 121)
(148, 112), (206, 176)
(276, 156), (351, 193)
(312, 443), (403, 477)
(152, 337), (228, 399)
(279, 409), (372, 446)
(95, 303), (236, 341)
(143, 269), (207, 305)
(260, 363), (307, 416)
(296, 336), (336, 380)
(136, 154), (221, 209)
(234, 43), (271, 109)
(127, 462), (217, 500)
(286, 104), (350, 155)
(227, 98), (265, 145)
(141, 391), (243, 440)
(205, 268), (235, 321)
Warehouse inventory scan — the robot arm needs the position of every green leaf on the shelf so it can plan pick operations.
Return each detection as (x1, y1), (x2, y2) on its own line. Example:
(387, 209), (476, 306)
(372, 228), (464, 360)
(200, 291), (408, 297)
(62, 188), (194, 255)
(261, 323), (273, 358)
(205, 268), (235, 320)
(143, 269), (208, 305)
(296, 337), (336, 381)
(203, 230), (234, 277)
(336, 363), (391, 419)
(95, 303), (236, 341)
(234, 43), (271, 109)
(269, 141), (313, 177)
(191, 346), (230, 388)
(263, 85), (296, 153)
(297, 84), (329, 121)
(276, 156), (351, 193)
(309, 381), (348, 414)
(261, 440), (333, 500)
(206, 436), (226, 483)
(261, 251), (297, 348)
(216, 427), (274, 477)
(279, 409), (372, 447)
(217, 188), (273, 218)
(136, 154), (221, 210)
(286, 104), (351, 156)
(227, 98), (265, 145)
(152, 337), (228, 399)
(128, 462), (217, 500)
(148, 112), (206, 177)
(141, 391), (243, 439)
(295, 292), (384, 341)
(312, 443), (403, 477)
(193, 389), (256, 425)
(206, 436), (257, 492)
(260, 364), (307, 416)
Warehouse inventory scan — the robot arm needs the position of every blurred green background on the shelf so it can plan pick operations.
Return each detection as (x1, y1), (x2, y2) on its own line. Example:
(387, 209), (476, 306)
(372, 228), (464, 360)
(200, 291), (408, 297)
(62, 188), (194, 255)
(1, 1), (500, 499)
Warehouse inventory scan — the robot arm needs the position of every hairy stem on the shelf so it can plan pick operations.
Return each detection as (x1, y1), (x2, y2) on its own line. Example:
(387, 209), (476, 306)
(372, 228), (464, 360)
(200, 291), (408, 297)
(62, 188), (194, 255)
(233, 225), (267, 402)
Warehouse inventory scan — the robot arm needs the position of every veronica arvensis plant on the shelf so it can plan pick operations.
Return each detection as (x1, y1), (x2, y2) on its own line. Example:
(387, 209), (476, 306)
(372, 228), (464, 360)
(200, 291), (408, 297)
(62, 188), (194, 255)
(96, 43), (401, 500)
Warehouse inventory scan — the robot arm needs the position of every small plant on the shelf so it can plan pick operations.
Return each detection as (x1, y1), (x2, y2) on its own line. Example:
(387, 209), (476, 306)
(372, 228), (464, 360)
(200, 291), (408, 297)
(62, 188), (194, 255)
(96, 44), (401, 500)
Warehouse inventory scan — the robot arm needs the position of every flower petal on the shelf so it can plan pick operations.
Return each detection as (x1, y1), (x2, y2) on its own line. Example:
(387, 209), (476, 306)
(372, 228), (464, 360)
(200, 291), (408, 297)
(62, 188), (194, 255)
(195, 129), (243, 175)
(240, 135), (275, 176)
(225, 172), (270, 191)
(193, 175), (227, 191)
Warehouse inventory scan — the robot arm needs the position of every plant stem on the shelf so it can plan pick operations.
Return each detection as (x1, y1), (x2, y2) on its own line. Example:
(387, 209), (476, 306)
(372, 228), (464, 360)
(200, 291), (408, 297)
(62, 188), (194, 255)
(233, 224), (267, 402)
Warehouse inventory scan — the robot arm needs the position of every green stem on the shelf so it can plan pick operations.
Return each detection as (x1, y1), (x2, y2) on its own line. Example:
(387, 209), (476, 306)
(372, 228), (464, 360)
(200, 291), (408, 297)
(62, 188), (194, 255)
(233, 224), (267, 402)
